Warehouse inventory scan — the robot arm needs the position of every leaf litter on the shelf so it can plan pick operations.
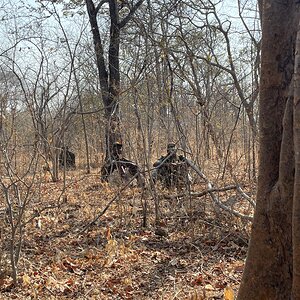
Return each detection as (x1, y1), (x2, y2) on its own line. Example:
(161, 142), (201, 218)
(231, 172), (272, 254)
(0, 169), (253, 299)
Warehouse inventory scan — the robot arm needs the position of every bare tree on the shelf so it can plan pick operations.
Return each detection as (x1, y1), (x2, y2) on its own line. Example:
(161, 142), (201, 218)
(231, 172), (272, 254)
(0, 69), (40, 285)
(85, 0), (143, 162)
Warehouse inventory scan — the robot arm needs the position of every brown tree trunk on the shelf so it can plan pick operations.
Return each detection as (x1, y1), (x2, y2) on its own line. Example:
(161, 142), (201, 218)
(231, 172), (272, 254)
(85, 0), (143, 158)
(85, 0), (120, 157)
(293, 21), (300, 299)
(238, 1), (299, 299)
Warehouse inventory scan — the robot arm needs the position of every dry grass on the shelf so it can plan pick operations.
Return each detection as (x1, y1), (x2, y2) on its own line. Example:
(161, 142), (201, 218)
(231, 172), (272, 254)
(0, 166), (254, 299)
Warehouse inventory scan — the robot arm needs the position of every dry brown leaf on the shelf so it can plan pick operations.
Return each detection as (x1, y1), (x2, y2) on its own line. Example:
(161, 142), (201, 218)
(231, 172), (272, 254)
(224, 286), (235, 300)
(204, 284), (214, 291)
(191, 274), (203, 286)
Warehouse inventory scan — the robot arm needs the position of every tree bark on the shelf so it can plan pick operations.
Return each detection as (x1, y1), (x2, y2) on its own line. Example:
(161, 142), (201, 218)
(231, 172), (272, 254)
(85, 0), (143, 158)
(292, 21), (300, 299)
(238, 1), (299, 299)
(85, 0), (119, 155)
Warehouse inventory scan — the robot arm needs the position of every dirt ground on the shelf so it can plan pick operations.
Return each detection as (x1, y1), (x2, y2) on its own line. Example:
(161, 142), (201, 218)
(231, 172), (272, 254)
(0, 169), (254, 299)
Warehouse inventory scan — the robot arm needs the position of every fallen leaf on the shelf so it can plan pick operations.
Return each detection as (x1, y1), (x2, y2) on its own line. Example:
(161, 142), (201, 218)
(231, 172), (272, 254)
(123, 277), (132, 285)
(22, 274), (31, 286)
(106, 227), (111, 240)
(0, 278), (4, 287)
(224, 286), (234, 300)
(65, 278), (74, 286)
(204, 284), (214, 291)
(191, 274), (203, 286)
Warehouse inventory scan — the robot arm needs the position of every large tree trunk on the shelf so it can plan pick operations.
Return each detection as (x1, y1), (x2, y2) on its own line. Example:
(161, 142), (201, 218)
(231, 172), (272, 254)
(293, 20), (300, 299)
(238, 1), (299, 299)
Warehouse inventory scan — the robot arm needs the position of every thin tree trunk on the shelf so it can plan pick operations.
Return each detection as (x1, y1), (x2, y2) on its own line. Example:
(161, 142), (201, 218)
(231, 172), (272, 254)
(85, 0), (143, 159)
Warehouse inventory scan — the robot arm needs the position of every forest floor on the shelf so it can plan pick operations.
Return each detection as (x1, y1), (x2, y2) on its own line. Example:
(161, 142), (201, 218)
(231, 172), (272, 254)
(0, 167), (254, 299)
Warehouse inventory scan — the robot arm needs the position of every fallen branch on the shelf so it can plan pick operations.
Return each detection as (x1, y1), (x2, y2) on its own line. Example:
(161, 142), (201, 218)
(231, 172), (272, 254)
(164, 184), (253, 221)
(189, 163), (254, 221)
(163, 185), (237, 199)
(236, 185), (256, 208)
(185, 158), (208, 182)
(208, 188), (253, 221)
